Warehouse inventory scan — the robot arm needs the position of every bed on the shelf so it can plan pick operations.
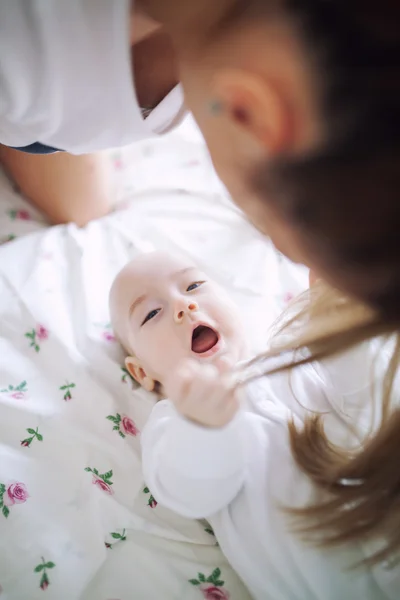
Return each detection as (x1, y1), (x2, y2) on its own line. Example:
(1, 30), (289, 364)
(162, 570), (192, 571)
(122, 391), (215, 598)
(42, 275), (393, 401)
(0, 117), (308, 600)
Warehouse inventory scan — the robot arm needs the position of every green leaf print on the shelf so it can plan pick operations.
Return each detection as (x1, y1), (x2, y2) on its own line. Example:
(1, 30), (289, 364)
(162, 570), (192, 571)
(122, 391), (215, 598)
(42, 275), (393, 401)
(34, 556), (55, 590)
(2, 506), (9, 518)
(20, 427), (43, 448)
(34, 564), (44, 573)
(106, 413), (130, 439)
(111, 529), (127, 541)
(25, 330), (40, 353)
(121, 366), (132, 383)
(189, 568), (227, 593)
(142, 485), (157, 508)
(60, 381), (75, 401)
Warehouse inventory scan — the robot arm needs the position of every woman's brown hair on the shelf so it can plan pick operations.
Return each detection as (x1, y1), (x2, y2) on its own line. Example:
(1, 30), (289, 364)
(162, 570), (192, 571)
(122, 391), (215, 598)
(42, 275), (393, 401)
(234, 0), (400, 565)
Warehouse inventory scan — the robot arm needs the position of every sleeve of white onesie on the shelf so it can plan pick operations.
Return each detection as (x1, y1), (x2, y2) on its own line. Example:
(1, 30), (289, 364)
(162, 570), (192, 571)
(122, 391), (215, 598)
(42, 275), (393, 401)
(141, 400), (250, 519)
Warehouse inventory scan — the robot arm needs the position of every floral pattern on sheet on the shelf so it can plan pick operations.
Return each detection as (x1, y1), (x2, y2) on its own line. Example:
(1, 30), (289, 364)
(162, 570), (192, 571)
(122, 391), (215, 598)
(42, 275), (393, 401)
(85, 467), (114, 495)
(0, 233), (16, 246)
(1, 380), (27, 400)
(25, 325), (49, 352)
(60, 382), (76, 401)
(20, 427), (43, 448)
(105, 529), (127, 550)
(34, 557), (56, 591)
(8, 209), (31, 221)
(94, 322), (116, 342)
(0, 481), (29, 518)
(143, 486), (157, 508)
(121, 366), (133, 384)
(106, 413), (139, 439)
(189, 568), (230, 599)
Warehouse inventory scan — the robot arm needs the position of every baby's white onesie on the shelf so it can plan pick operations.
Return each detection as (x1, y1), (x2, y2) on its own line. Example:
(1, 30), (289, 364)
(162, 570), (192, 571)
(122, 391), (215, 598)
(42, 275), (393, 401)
(142, 342), (399, 600)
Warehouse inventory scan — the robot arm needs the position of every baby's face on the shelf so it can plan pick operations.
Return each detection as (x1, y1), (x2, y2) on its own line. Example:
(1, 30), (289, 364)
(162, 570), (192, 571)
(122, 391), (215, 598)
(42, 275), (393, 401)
(110, 253), (247, 389)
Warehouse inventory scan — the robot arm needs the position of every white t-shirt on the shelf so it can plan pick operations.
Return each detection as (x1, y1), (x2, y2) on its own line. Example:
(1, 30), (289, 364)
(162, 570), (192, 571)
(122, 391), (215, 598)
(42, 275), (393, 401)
(0, 0), (185, 153)
(141, 342), (400, 600)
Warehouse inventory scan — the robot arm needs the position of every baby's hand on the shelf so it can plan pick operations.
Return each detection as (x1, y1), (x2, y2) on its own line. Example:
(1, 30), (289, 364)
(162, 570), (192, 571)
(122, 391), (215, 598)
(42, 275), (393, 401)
(165, 358), (240, 428)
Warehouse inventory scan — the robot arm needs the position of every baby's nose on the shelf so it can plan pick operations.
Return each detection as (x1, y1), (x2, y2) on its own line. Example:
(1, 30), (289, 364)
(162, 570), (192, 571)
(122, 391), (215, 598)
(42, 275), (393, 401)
(174, 300), (199, 323)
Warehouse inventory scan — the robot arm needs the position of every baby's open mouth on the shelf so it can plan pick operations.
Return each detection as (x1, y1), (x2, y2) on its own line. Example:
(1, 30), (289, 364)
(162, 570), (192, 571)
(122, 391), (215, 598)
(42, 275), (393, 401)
(191, 325), (219, 354)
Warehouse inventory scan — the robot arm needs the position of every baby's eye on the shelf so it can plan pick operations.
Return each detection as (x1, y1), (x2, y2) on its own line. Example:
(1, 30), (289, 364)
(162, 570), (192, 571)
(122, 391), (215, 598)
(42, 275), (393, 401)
(186, 281), (205, 292)
(141, 309), (160, 326)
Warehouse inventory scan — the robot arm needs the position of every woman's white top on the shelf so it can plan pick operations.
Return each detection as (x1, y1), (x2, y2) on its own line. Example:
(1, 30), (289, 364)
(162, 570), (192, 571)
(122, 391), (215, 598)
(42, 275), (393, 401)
(142, 342), (400, 600)
(0, 0), (184, 153)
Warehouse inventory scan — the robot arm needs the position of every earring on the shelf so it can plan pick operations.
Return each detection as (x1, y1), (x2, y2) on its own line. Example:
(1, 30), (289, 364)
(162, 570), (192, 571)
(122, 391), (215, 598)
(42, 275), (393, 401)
(209, 100), (223, 116)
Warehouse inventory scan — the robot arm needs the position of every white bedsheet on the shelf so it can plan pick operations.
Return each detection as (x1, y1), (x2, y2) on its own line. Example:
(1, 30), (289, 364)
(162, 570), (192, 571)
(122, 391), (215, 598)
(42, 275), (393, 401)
(0, 117), (308, 600)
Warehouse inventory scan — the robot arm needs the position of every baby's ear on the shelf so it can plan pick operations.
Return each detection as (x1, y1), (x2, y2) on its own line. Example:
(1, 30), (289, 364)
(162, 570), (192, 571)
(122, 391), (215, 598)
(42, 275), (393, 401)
(125, 356), (155, 392)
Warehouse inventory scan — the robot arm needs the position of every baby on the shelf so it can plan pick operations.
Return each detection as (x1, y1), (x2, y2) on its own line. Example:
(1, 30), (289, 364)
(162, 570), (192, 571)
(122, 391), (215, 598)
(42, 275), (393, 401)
(109, 253), (384, 600)
(109, 252), (304, 600)
(109, 251), (247, 426)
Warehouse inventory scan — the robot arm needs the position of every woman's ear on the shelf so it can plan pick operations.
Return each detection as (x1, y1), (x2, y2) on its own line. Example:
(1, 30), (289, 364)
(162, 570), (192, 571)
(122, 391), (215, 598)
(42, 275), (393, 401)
(125, 356), (155, 392)
(212, 68), (295, 154)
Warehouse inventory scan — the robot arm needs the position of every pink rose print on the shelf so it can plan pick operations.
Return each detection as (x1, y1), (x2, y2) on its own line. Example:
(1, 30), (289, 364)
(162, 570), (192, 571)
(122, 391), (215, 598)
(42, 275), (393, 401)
(92, 477), (114, 495)
(107, 413), (139, 439)
(8, 209), (31, 221)
(200, 585), (230, 600)
(3, 482), (29, 506)
(0, 481), (29, 517)
(36, 325), (49, 341)
(283, 292), (294, 304)
(1, 381), (27, 400)
(121, 416), (139, 437)
(189, 569), (229, 599)
(102, 331), (116, 342)
(85, 467), (114, 495)
(34, 557), (55, 591)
